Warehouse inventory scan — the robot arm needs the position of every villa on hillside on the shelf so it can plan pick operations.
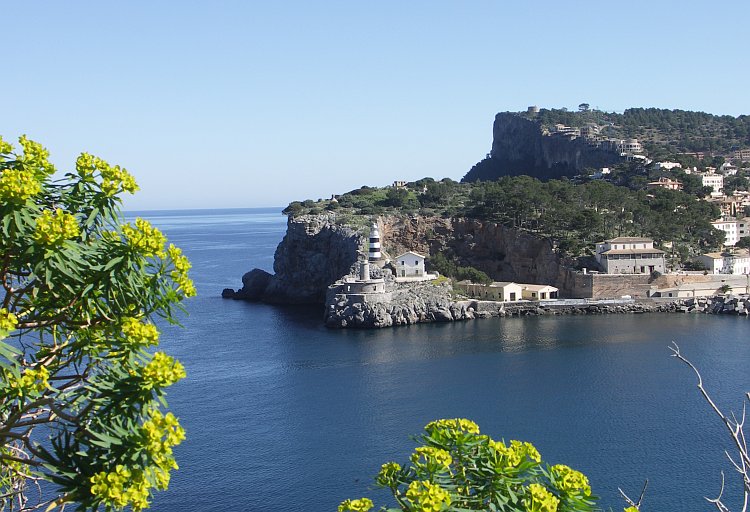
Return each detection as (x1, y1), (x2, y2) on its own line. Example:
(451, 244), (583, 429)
(594, 237), (665, 274)
(701, 172), (724, 194)
(699, 250), (750, 275)
(711, 217), (750, 246)
(647, 177), (682, 191)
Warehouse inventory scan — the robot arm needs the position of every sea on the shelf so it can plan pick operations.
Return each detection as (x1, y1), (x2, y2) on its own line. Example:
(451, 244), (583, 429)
(123, 208), (750, 512)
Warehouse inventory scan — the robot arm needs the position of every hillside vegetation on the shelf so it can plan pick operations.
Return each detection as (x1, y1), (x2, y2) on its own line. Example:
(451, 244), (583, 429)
(532, 107), (750, 154)
(284, 176), (723, 264)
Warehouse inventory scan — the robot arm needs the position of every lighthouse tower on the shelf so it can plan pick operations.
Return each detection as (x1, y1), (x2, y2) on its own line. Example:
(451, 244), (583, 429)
(368, 222), (381, 262)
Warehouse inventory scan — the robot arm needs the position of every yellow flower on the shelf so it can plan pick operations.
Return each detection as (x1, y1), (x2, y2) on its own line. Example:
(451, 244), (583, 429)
(488, 439), (540, 467)
(33, 208), (80, 246)
(141, 352), (186, 389)
(0, 168), (41, 203)
(623, 507), (639, 512)
(551, 464), (591, 496)
(524, 483), (559, 512)
(406, 480), (451, 512)
(376, 461), (401, 487)
(0, 308), (18, 337)
(121, 317), (160, 346)
(338, 497), (374, 512)
(18, 135), (55, 175)
(90, 465), (132, 509)
(168, 244), (196, 297)
(122, 218), (166, 258)
(101, 163), (139, 196)
(411, 446), (452, 468)
(75, 152), (97, 176)
(0, 135), (13, 154)
(90, 466), (152, 511)
(424, 418), (480, 435)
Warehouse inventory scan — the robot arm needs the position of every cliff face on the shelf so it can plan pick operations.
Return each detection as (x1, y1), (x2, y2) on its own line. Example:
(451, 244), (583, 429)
(462, 113), (621, 182)
(224, 214), (362, 304)
(379, 215), (572, 291)
(225, 213), (579, 305)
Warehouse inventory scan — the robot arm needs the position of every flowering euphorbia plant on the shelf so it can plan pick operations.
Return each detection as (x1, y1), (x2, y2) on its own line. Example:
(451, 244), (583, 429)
(339, 418), (598, 512)
(0, 136), (194, 511)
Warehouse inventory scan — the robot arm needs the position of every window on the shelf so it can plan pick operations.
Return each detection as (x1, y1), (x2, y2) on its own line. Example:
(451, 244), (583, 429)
(414, 260), (418, 265)
(510, 292), (516, 301)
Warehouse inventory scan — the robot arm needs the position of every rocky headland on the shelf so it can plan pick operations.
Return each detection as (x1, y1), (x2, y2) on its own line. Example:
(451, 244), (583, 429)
(222, 214), (361, 304)
(222, 212), (575, 304)
(223, 212), (749, 328)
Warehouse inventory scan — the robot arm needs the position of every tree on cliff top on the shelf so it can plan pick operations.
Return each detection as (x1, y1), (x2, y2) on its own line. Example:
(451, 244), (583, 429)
(0, 136), (195, 511)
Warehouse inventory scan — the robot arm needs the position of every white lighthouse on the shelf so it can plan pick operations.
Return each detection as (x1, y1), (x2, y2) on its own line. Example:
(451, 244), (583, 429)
(368, 222), (381, 262)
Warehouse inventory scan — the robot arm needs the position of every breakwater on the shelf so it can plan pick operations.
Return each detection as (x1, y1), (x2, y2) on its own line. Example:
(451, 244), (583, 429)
(325, 294), (749, 329)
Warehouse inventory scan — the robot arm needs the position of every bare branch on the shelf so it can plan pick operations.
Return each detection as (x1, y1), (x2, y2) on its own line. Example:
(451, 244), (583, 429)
(671, 342), (750, 512)
(619, 479), (648, 509)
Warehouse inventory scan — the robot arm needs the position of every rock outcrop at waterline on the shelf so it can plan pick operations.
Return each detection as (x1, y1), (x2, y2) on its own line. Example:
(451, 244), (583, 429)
(222, 214), (361, 304)
(324, 278), (463, 328)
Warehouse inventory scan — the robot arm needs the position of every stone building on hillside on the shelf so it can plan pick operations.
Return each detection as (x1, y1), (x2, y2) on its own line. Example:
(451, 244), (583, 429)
(594, 237), (665, 274)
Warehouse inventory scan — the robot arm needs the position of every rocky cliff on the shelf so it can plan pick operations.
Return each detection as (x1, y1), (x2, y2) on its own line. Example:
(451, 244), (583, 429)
(224, 212), (580, 305)
(379, 215), (577, 293)
(222, 214), (362, 304)
(462, 113), (622, 182)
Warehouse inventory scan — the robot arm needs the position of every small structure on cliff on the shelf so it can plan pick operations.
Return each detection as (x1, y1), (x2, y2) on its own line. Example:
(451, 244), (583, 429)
(368, 222), (381, 262)
(393, 251), (438, 282)
(339, 254), (386, 295)
(521, 284), (559, 300)
(455, 281), (522, 302)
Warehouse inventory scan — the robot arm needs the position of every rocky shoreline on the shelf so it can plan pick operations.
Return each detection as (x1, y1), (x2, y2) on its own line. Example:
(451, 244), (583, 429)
(323, 292), (750, 329)
(222, 213), (749, 329)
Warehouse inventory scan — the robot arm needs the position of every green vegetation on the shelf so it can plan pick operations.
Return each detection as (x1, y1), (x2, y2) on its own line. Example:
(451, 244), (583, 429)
(338, 418), (598, 512)
(1, 136), (194, 511)
(530, 107), (750, 154)
(428, 252), (492, 284)
(285, 175), (723, 262)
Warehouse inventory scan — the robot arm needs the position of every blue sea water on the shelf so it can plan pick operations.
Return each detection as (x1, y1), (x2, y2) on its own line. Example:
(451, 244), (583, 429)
(126, 208), (750, 512)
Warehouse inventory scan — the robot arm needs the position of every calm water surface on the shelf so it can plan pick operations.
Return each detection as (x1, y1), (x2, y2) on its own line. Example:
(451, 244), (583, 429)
(127, 208), (749, 512)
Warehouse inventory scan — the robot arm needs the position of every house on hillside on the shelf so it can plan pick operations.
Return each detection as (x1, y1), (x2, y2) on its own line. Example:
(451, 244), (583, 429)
(712, 216), (750, 246)
(594, 237), (665, 274)
(698, 250), (750, 275)
(702, 172), (724, 194)
(394, 251), (426, 278)
(647, 177), (682, 191)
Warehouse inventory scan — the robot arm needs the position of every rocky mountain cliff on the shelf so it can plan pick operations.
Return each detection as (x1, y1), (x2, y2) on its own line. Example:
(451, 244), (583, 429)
(462, 113), (621, 182)
(224, 212), (580, 305)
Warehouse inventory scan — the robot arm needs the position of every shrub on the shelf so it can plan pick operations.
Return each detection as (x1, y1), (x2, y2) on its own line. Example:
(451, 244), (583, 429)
(0, 136), (193, 511)
(338, 419), (597, 512)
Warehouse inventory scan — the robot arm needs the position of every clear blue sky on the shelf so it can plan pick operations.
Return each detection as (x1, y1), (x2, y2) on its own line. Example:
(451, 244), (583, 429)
(4, 1), (749, 210)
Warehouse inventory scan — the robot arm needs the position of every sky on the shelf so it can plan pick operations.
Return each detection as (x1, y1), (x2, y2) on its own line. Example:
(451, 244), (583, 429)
(3, 1), (750, 210)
